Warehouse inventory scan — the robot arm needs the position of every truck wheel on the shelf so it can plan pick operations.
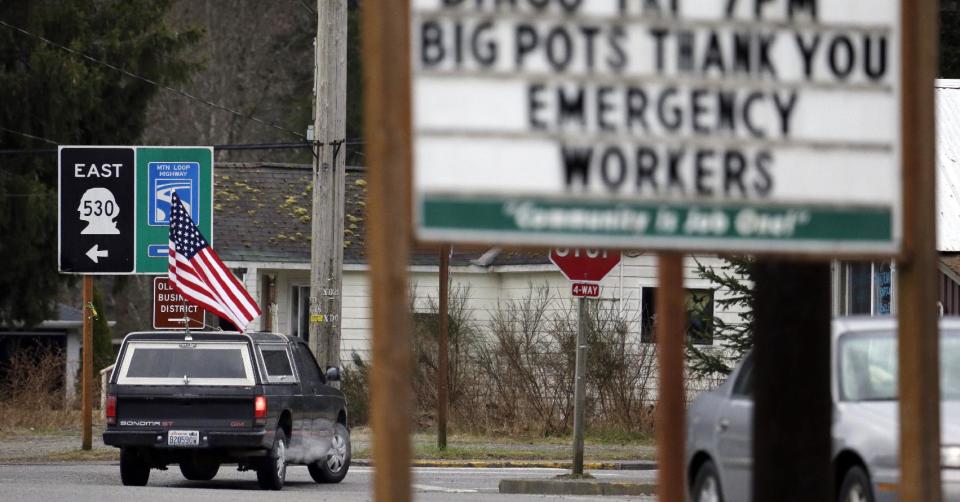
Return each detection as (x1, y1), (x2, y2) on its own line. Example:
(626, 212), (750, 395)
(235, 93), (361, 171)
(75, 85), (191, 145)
(120, 448), (150, 486)
(308, 422), (351, 484)
(179, 456), (220, 481)
(257, 428), (287, 490)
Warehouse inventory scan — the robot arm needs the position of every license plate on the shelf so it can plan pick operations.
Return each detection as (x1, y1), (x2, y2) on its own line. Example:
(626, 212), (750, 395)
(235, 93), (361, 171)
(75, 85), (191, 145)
(167, 430), (199, 447)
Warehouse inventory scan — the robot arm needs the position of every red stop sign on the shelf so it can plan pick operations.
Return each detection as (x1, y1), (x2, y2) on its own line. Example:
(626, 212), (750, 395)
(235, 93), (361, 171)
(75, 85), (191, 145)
(549, 249), (621, 282)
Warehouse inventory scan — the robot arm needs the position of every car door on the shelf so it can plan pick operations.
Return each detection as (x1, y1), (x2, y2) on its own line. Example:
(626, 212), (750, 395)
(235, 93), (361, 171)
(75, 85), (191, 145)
(715, 353), (754, 502)
(291, 343), (332, 445)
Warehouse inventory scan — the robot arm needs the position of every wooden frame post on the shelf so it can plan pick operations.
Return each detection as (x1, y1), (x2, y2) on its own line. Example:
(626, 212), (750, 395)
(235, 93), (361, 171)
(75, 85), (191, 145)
(438, 244), (450, 450)
(81, 275), (93, 450)
(753, 262), (832, 501)
(362, 0), (414, 500)
(655, 253), (685, 501)
(898, 0), (941, 500)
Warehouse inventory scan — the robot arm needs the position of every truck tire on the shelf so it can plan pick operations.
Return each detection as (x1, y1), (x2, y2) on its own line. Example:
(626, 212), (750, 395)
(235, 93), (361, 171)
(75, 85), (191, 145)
(308, 422), (351, 484)
(120, 448), (150, 486)
(179, 456), (220, 481)
(257, 428), (287, 490)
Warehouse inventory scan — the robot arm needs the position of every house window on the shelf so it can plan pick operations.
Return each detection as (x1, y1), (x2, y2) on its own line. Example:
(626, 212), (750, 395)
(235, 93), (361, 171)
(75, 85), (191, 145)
(290, 285), (310, 341)
(640, 288), (714, 345)
(838, 262), (894, 316)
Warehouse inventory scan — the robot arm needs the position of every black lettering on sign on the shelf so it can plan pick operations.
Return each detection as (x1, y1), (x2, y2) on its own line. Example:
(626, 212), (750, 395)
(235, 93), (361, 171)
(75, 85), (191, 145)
(515, 24), (539, 68)
(649, 28), (669, 74)
(754, 150), (774, 196)
(723, 150), (748, 197)
(562, 146), (593, 187)
(557, 86), (587, 127)
(795, 33), (821, 80)
(545, 26), (573, 72)
(695, 149), (716, 196)
(607, 26), (627, 71)
(626, 87), (649, 131)
(828, 35), (855, 80)
(618, 0), (679, 16)
(658, 87), (682, 131)
(636, 146), (659, 191)
(557, 144), (777, 199)
(864, 34), (888, 81)
(421, 21), (444, 66)
(580, 25), (600, 71)
(597, 86), (616, 131)
(667, 148), (686, 195)
(678, 30), (695, 73)
(600, 147), (628, 191)
(702, 31), (726, 76)
(528, 84), (548, 130)
(472, 20), (497, 67)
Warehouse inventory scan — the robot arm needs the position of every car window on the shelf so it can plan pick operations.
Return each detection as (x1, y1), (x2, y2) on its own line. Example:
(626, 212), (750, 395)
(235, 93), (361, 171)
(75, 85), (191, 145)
(293, 344), (324, 384)
(731, 354), (754, 398)
(259, 345), (296, 383)
(117, 341), (255, 386)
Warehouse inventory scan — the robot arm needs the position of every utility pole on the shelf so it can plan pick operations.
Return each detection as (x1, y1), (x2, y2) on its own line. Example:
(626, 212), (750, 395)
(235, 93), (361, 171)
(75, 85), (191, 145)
(309, 0), (348, 370)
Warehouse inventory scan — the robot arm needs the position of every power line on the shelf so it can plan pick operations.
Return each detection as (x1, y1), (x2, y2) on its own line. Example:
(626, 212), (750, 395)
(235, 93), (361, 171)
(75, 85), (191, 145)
(0, 19), (306, 140)
(0, 140), (364, 157)
(297, 0), (316, 16)
(0, 127), (59, 146)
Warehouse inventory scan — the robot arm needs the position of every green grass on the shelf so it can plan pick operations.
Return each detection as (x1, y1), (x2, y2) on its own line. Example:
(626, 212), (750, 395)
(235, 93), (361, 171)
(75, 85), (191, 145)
(350, 427), (656, 461)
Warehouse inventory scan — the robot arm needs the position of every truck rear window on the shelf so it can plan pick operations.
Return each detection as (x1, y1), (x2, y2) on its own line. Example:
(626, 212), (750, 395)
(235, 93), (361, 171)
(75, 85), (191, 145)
(117, 341), (255, 386)
(259, 346), (294, 381)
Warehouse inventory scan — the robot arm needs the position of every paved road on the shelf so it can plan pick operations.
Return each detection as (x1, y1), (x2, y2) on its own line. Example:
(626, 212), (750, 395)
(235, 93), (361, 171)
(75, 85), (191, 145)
(0, 463), (657, 501)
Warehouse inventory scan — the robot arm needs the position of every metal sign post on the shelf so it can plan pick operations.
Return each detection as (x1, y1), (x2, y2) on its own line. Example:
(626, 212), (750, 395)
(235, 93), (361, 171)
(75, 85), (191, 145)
(81, 276), (93, 450)
(571, 296), (588, 476)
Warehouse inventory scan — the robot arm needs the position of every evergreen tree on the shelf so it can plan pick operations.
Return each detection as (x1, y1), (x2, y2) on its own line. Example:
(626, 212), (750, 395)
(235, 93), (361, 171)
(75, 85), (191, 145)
(0, 0), (200, 326)
(687, 256), (755, 378)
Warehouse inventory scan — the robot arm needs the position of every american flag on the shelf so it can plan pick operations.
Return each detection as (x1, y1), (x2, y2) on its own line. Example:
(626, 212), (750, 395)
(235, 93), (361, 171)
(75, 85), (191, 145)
(168, 192), (260, 331)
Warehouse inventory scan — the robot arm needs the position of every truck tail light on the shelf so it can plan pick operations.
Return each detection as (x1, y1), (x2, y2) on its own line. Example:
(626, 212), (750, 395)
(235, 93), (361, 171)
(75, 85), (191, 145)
(254, 395), (267, 420)
(106, 394), (117, 425)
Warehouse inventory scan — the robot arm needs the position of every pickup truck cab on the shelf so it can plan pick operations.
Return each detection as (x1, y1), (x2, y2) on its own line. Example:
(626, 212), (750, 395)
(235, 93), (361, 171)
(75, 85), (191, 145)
(103, 331), (350, 490)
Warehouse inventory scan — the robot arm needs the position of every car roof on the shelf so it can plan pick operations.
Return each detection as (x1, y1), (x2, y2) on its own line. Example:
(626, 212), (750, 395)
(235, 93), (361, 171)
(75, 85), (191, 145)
(832, 315), (960, 338)
(123, 331), (294, 344)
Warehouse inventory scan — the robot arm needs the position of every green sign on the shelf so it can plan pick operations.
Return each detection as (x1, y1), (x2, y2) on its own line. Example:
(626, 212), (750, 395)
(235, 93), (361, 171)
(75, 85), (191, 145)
(419, 196), (894, 255)
(135, 147), (213, 274)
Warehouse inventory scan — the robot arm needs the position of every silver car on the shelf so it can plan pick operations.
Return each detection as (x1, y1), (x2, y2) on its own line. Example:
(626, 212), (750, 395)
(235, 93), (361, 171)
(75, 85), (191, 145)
(686, 316), (960, 502)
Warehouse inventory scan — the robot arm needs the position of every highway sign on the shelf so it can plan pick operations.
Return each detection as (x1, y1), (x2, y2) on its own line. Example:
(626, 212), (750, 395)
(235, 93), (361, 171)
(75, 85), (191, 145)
(58, 147), (136, 274)
(58, 146), (213, 274)
(550, 249), (621, 283)
(411, 1), (902, 256)
(135, 147), (213, 274)
(153, 277), (204, 329)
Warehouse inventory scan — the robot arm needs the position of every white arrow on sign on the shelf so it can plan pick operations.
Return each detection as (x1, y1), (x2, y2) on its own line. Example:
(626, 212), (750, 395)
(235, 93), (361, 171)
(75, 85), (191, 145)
(85, 244), (109, 263)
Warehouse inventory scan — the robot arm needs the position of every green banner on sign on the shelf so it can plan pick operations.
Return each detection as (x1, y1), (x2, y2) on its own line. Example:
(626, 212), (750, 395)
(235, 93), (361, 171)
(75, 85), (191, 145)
(420, 196), (894, 253)
(135, 147), (213, 274)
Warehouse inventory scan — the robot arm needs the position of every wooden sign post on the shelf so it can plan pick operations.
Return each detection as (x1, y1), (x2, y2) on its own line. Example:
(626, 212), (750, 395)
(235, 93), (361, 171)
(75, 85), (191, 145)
(362, 1), (414, 500)
(898, 0), (942, 499)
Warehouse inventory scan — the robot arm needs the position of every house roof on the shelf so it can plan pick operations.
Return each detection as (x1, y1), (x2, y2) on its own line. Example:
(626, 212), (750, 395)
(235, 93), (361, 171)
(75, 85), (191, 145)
(937, 80), (960, 251)
(213, 163), (550, 267)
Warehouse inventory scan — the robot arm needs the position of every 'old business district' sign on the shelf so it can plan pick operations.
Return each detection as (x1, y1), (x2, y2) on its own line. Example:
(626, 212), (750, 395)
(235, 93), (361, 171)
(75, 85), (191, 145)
(411, 0), (901, 254)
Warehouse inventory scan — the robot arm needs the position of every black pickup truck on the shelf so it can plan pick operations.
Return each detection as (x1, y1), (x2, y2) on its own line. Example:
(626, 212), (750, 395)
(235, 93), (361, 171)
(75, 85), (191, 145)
(103, 331), (350, 490)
